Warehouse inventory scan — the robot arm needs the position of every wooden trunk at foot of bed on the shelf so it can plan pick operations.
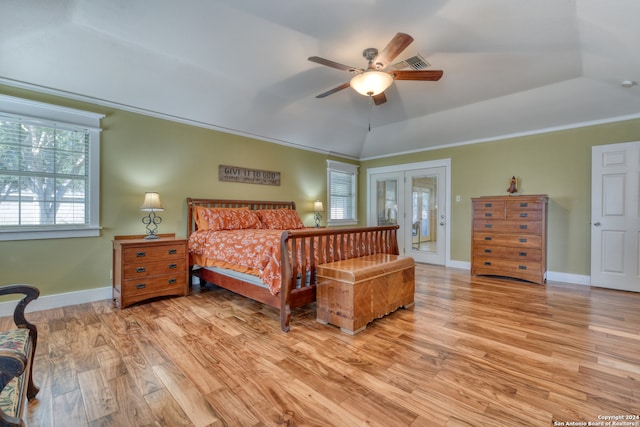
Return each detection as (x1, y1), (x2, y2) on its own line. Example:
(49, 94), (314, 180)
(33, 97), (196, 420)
(187, 198), (399, 332)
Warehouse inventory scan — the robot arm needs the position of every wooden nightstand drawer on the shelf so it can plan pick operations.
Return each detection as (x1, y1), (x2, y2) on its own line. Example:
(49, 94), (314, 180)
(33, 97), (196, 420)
(123, 274), (186, 297)
(113, 234), (189, 308)
(122, 259), (187, 279)
(122, 244), (186, 262)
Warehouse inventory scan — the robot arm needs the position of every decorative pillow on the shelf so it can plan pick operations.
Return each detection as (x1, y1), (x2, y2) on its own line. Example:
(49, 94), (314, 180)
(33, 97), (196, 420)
(256, 209), (306, 230)
(193, 206), (212, 230)
(194, 206), (262, 231)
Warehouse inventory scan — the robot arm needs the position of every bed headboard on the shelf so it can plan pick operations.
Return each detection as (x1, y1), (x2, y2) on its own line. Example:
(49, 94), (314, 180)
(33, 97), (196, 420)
(186, 198), (297, 235)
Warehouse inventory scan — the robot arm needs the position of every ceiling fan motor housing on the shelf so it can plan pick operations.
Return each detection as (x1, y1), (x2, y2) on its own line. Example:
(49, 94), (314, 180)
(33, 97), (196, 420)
(362, 48), (382, 68)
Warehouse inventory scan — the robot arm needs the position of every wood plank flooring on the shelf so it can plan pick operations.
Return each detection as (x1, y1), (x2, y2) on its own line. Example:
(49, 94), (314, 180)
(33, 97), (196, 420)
(4, 264), (640, 426)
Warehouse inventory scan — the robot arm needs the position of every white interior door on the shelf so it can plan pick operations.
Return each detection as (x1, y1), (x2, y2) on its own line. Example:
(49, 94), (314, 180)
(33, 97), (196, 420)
(368, 160), (450, 265)
(591, 141), (640, 292)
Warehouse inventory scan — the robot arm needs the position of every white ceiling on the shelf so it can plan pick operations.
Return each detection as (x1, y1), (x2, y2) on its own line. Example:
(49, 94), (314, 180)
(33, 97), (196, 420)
(2, 0), (639, 159)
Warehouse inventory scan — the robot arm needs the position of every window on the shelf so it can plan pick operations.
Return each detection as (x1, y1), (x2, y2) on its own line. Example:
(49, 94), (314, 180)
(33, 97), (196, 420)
(326, 160), (359, 225)
(0, 95), (104, 240)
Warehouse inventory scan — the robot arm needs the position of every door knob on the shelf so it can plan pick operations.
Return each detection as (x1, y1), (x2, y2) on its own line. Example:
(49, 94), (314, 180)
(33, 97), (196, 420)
(593, 221), (601, 226)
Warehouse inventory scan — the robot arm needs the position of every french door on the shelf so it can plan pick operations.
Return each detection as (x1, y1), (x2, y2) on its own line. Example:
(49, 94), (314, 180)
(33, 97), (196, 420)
(591, 141), (640, 292)
(368, 160), (450, 265)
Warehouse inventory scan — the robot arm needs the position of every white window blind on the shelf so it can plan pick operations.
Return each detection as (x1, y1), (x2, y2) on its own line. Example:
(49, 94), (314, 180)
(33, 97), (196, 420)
(327, 160), (358, 225)
(0, 95), (103, 240)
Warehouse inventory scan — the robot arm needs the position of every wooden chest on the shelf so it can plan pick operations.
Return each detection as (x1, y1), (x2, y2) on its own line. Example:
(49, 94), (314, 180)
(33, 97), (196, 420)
(471, 195), (548, 284)
(113, 234), (189, 308)
(316, 254), (415, 334)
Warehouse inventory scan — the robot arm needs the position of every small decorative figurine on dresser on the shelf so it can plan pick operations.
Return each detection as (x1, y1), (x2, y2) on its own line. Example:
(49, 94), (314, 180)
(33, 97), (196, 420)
(507, 176), (518, 195)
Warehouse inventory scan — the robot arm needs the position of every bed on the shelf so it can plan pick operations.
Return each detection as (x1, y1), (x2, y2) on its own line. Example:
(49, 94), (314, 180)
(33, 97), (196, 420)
(187, 198), (400, 331)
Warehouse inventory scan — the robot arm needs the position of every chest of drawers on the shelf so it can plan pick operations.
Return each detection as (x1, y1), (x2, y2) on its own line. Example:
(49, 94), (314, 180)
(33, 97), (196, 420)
(112, 234), (189, 308)
(471, 195), (548, 284)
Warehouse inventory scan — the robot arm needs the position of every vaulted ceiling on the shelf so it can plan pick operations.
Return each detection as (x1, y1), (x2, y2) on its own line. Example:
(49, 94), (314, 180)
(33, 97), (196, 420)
(2, 0), (639, 159)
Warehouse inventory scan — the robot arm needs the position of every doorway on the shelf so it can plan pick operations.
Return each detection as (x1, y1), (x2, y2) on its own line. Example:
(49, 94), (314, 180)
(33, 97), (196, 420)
(368, 159), (450, 265)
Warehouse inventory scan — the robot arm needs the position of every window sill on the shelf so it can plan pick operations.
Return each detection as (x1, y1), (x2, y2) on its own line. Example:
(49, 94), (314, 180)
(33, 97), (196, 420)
(326, 220), (358, 227)
(0, 226), (101, 241)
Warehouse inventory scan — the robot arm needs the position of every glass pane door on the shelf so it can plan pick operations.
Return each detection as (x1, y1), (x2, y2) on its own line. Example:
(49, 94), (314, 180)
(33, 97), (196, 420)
(369, 172), (405, 252)
(411, 177), (435, 252)
(406, 167), (445, 264)
(375, 177), (399, 226)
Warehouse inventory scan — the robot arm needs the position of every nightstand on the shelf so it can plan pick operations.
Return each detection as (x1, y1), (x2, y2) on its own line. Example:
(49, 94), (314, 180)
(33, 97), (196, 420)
(112, 234), (189, 308)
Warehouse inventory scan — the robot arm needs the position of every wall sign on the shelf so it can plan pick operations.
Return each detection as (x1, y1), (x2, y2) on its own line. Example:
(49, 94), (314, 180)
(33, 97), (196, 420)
(218, 165), (281, 186)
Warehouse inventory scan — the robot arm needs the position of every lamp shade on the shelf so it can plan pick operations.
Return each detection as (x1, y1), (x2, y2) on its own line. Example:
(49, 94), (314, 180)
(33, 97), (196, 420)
(350, 70), (394, 96)
(140, 192), (164, 212)
(313, 200), (324, 212)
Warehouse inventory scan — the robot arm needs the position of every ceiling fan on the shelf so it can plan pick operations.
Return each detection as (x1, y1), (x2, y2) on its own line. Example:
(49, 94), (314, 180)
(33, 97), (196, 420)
(308, 33), (443, 106)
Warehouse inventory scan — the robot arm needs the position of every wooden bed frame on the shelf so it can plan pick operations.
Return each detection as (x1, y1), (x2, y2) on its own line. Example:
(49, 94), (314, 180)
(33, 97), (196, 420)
(187, 198), (400, 332)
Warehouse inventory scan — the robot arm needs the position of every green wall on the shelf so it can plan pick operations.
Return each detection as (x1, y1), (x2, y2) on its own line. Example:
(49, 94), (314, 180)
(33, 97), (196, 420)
(360, 118), (640, 276)
(2, 83), (639, 298)
(0, 85), (347, 297)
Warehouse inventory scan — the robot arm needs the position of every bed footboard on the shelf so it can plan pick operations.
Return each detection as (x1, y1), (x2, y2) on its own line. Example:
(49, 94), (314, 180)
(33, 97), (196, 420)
(278, 225), (400, 331)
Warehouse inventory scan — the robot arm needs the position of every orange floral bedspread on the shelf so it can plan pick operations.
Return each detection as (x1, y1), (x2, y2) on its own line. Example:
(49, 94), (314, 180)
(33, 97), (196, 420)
(188, 229), (285, 294)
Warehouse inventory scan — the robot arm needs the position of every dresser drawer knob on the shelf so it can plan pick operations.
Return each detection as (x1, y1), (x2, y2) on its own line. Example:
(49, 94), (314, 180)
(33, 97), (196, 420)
(484, 261), (492, 266)
(168, 263), (177, 269)
(484, 224), (492, 228)
(520, 213), (528, 218)
(484, 237), (492, 241)
(519, 224), (528, 229)
(520, 203), (528, 207)
(135, 267), (146, 273)
(484, 249), (492, 253)
(484, 203), (492, 207)
(518, 265), (527, 270)
(519, 238), (527, 243)
(484, 213), (493, 217)
(136, 251), (146, 257)
(168, 278), (177, 284)
(168, 249), (177, 255)
(136, 283), (146, 289)
(519, 251), (528, 257)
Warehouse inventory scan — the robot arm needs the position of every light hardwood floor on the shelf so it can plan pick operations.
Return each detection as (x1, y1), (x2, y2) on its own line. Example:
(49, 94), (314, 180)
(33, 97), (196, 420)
(4, 264), (640, 426)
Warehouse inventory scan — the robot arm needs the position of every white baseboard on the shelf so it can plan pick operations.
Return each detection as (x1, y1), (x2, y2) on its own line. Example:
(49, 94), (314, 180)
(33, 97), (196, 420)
(0, 286), (112, 317)
(446, 260), (471, 270)
(546, 271), (590, 286)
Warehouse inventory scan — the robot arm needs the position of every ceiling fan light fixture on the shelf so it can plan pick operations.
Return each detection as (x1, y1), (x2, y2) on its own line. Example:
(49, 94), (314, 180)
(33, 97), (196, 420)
(350, 71), (394, 97)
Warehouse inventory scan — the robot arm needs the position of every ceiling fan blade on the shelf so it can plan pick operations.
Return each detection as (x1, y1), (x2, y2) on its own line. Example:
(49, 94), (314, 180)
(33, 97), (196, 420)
(372, 93), (387, 106)
(391, 70), (444, 81)
(374, 33), (414, 68)
(315, 82), (351, 98)
(308, 56), (359, 72)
